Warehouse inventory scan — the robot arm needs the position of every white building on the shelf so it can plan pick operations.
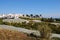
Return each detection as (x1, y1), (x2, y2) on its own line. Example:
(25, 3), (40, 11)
(0, 14), (6, 18)
(0, 14), (24, 19)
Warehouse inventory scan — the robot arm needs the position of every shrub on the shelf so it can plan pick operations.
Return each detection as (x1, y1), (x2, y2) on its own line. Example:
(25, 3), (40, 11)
(37, 23), (52, 40)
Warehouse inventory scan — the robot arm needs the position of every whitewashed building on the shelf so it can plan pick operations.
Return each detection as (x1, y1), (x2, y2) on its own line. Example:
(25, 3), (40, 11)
(0, 14), (24, 19)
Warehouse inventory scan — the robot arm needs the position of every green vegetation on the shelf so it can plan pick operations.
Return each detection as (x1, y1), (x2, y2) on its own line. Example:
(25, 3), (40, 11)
(52, 37), (60, 40)
(0, 18), (59, 34)
(41, 17), (54, 22)
(0, 18), (60, 34)
(0, 18), (3, 24)
(55, 18), (60, 23)
(19, 17), (41, 20)
(3, 21), (40, 30)
(41, 18), (60, 23)
(37, 23), (52, 40)
(48, 24), (60, 34)
(3, 22), (52, 40)
(0, 18), (60, 40)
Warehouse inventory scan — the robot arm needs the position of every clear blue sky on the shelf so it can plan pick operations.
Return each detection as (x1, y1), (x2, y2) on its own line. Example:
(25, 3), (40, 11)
(0, 0), (60, 18)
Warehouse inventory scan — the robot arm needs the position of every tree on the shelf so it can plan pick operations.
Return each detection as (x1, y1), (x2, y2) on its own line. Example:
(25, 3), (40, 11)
(48, 17), (54, 22)
(26, 14), (30, 17)
(40, 14), (42, 17)
(35, 15), (39, 18)
(23, 14), (24, 17)
(30, 14), (33, 17)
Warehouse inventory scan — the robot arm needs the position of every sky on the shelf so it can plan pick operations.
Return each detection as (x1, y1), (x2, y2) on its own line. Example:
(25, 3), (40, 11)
(0, 0), (60, 18)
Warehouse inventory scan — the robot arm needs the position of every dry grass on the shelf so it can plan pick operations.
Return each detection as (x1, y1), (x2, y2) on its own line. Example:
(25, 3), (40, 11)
(0, 28), (32, 40)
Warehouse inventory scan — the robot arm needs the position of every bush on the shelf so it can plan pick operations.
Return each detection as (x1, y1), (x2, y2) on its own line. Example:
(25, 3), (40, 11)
(37, 23), (52, 40)
(52, 37), (60, 40)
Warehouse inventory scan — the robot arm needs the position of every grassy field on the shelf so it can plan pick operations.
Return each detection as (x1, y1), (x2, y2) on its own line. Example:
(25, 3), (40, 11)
(0, 28), (37, 40)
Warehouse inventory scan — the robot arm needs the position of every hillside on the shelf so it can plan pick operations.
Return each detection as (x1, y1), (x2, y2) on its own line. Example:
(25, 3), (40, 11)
(0, 28), (32, 40)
